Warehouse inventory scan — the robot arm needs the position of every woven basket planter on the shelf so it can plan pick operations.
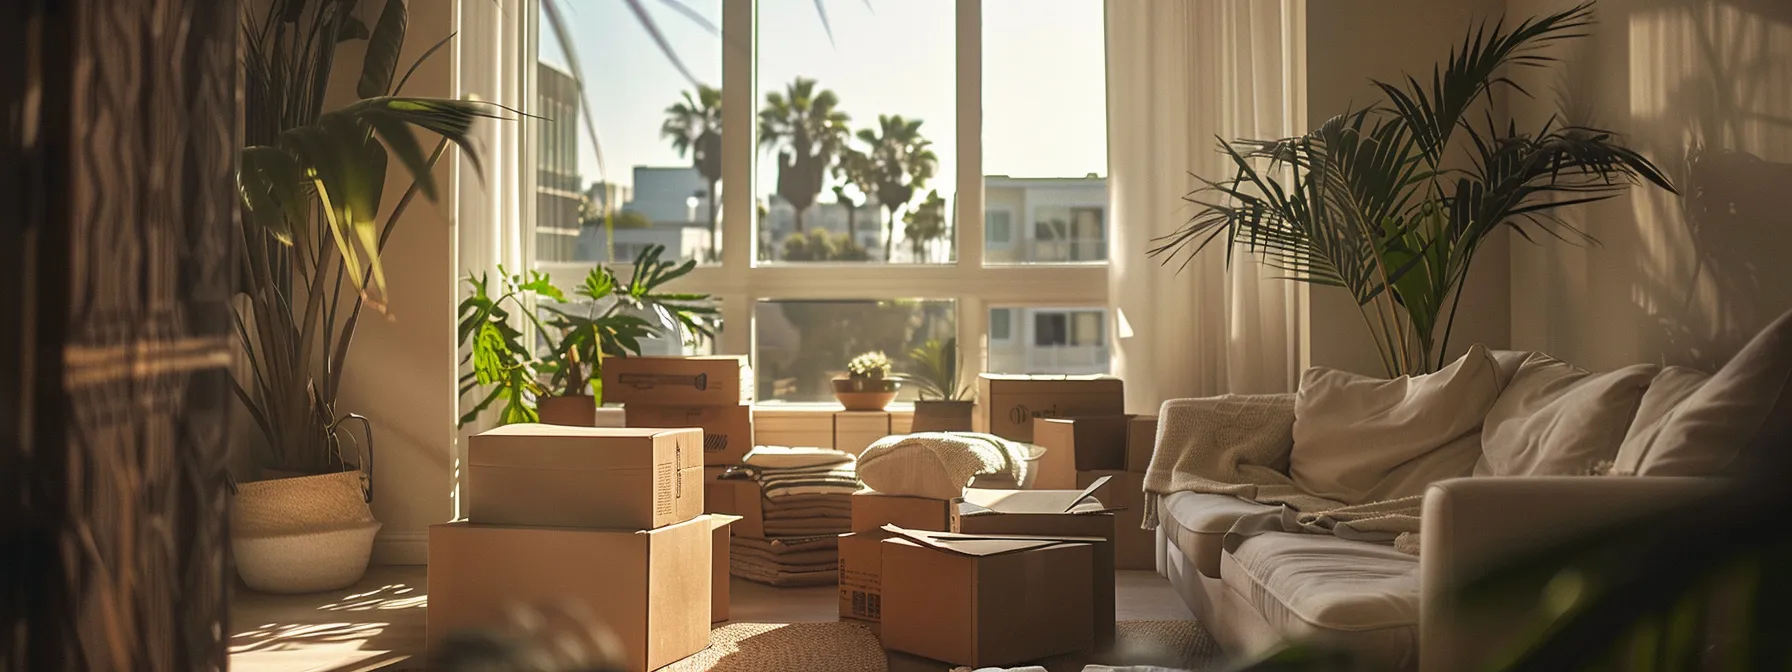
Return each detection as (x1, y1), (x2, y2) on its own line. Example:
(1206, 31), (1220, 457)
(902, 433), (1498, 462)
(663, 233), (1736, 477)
(231, 470), (379, 594)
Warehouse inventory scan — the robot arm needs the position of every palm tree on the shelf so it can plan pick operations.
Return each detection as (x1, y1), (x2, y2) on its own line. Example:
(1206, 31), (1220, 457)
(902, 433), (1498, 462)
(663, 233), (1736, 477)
(759, 77), (850, 233)
(903, 190), (949, 262)
(661, 85), (724, 260)
(856, 114), (938, 260)
(833, 147), (878, 243)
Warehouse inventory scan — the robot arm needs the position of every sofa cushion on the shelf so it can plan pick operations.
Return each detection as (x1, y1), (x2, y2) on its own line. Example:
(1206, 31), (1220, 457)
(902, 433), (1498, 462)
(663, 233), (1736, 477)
(1616, 309), (1792, 476)
(1476, 354), (1659, 476)
(1611, 367), (1710, 474)
(1157, 492), (1279, 578)
(1220, 532), (1419, 667)
(1291, 345), (1502, 504)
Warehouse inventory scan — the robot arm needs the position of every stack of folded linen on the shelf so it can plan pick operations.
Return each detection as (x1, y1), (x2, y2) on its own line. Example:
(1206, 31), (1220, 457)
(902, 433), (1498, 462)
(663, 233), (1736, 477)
(728, 534), (840, 587)
(721, 446), (860, 587)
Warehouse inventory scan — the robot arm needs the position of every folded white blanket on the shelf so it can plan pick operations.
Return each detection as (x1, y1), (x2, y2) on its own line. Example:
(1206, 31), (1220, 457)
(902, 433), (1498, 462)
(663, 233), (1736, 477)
(857, 432), (1032, 500)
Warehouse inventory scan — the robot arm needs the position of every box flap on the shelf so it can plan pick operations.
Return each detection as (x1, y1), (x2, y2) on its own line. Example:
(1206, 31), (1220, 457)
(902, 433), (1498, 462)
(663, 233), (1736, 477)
(708, 513), (743, 531)
(468, 425), (688, 469)
(880, 525), (1103, 557)
(960, 476), (1113, 514)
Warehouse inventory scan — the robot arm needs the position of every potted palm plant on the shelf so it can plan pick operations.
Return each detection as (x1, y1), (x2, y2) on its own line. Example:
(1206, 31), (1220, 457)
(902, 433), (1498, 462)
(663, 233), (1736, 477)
(1149, 1), (1675, 377)
(231, 0), (509, 593)
(906, 338), (974, 431)
(834, 351), (900, 411)
(458, 245), (718, 427)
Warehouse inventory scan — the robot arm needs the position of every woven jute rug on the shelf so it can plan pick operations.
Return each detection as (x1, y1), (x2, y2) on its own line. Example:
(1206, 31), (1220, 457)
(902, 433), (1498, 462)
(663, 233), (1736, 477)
(663, 619), (1224, 672)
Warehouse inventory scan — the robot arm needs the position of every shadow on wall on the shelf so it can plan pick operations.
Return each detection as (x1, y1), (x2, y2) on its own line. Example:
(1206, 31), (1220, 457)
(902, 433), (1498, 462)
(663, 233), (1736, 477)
(1517, 0), (1792, 369)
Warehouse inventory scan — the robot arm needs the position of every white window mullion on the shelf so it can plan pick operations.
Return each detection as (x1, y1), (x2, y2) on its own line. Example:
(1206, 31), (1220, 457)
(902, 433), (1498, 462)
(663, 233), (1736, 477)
(955, 0), (985, 276)
(720, 0), (757, 358)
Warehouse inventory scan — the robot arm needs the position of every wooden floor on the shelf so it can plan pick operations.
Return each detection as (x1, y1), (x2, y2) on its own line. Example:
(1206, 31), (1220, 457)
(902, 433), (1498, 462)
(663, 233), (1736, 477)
(230, 566), (1193, 671)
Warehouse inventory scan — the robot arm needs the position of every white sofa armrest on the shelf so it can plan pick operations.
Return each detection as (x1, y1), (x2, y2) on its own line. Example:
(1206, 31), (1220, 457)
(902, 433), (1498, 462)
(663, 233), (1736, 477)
(1419, 476), (1723, 671)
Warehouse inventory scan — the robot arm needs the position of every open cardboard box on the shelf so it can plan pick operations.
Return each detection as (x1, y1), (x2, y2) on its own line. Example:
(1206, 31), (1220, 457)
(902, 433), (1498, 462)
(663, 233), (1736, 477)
(1031, 416), (1131, 488)
(839, 491), (957, 624)
(951, 476), (1120, 649)
(467, 425), (703, 529)
(428, 516), (712, 672)
(879, 526), (1099, 668)
(710, 514), (742, 623)
(704, 472), (764, 538)
(1077, 470), (1154, 570)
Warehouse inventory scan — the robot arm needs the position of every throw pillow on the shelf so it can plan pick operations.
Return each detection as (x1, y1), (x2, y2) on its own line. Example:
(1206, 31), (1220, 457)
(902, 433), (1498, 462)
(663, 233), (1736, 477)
(1610, 366), (1711, 475)
(1618, 309), (1792, 476)
(1476, 353), (1659, 476)
(1291, 344), (1503, 504)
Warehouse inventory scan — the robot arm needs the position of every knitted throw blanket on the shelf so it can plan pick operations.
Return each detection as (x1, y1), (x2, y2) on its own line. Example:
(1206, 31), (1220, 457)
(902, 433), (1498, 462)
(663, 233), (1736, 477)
(1142, 394), (1423, 554)
(857, 432), (1033, 500)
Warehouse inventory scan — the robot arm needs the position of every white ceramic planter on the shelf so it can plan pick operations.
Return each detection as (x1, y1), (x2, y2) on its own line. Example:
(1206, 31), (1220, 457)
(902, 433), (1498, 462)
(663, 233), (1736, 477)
(231, 470), (379, 594)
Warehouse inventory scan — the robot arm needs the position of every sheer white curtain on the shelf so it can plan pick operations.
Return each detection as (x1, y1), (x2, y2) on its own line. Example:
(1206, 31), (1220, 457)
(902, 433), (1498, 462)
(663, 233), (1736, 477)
(1106, 0), (1305, 411)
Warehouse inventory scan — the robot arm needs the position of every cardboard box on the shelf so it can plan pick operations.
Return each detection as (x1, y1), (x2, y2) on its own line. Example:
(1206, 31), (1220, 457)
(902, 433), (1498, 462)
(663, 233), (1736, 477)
(837, 531), (887, 623)
(467, 425), (703, 529)
(602, 356), (752, 406)
(710, 514), (741, 623)
(427, 517), (711, 672)
(851, 491), (954, 533)
(1127, 415), (1159, 473)
(1031, 416), (1131, 489)
(704, 474), (764, 539)
(833, 411), (894, 455)
(626, 403), (754, 465)
(1077, 470), (1153, 570)
(973, 375), (1124, 443)
(880, 526), (1097, 667)
(950, 479), (1120, 649)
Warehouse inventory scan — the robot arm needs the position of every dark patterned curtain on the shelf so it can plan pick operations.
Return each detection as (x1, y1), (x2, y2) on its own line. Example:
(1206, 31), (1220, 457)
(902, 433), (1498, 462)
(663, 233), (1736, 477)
(3, 0), (238, 670)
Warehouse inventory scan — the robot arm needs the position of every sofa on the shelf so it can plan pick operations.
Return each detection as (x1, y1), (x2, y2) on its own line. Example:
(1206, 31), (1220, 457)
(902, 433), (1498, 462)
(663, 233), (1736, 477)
(1147, 311), (1792, 670)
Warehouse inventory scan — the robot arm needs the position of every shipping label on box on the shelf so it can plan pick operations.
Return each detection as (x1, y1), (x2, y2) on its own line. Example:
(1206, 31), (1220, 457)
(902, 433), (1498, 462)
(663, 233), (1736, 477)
(428, 516), (711, 672)
(602, 356), (753, 406)
(627, 403), (754, 465)
(837, 531), (887, 623)
(1126, 415), (1158, 473)
(973, 375), (1124, 443)
(1077, 470), (1153, 570)
(879, 526), (1098, 668)
(468, 425), (702, 529)
(851, 491), (955, 533)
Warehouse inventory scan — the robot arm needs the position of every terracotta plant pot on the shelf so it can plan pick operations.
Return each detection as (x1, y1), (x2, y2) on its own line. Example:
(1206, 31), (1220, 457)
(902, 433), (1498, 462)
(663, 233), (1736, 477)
(230, 470), (379, 594)
(833, 377), (900, 411)
(911, 399), (974, 432)
(537, 394), (597, 426)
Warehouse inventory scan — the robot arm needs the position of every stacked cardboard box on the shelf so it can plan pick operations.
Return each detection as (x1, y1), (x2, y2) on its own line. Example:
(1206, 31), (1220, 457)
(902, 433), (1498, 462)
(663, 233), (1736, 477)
(610, 356), (755, 466)
(430, 425), (723, 672)
(1025, 396), (1158, 570)
(837, 490), (957, 625)
(873, 480), (1121, 668)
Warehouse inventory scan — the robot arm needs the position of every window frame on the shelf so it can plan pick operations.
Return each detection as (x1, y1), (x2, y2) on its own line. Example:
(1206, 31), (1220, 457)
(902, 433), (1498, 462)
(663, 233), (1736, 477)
(525, 0), (1109, 388)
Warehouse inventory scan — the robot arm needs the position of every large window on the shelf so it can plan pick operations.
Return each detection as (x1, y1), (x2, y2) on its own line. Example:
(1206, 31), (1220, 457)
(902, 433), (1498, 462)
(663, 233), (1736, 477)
(528, 0), (1109, 402)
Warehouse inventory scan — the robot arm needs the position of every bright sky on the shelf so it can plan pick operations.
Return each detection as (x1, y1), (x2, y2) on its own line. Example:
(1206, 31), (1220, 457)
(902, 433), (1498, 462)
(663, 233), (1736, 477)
(540, 0), (1107, 198)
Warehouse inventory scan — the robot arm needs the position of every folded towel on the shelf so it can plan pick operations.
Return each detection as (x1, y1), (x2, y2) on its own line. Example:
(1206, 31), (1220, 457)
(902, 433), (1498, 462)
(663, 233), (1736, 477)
(763, 521), (851, 537)
(761, 494), (853, 509)
(763, 505), (852, 519)
(731, 545), (839, 566)
(731, 534), (838, 554)
(729, 560), (837, 587)
(743, 446), (855, 470)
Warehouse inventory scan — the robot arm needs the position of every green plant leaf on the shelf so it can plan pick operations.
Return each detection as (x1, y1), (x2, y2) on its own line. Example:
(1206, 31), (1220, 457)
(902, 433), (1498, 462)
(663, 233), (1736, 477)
(358, 0), (408, 99)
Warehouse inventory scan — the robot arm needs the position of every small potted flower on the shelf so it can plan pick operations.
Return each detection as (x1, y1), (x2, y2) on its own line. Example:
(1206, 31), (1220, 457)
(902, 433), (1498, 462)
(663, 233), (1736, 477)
(833, 350), (901, 411)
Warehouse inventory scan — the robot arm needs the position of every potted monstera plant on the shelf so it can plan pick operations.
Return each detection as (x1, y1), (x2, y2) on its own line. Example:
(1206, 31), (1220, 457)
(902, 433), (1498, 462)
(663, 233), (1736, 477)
(457, 245), (718, 427)
(833, 351), (901, 411)
(906, 338), (974, 431)
(231, 0), (509, 593)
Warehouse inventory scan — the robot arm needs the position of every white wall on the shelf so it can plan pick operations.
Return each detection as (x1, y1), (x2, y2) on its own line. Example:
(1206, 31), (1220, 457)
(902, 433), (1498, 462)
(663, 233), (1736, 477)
(1507, 0), (1792, 371)
(326, 0), (462, 564)
(1302, 0), (1513, 376)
